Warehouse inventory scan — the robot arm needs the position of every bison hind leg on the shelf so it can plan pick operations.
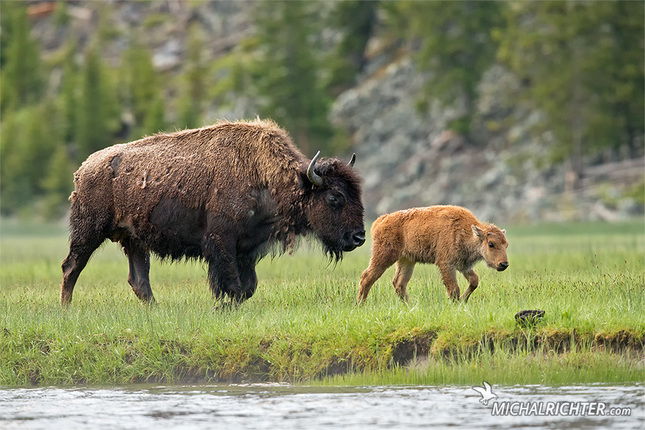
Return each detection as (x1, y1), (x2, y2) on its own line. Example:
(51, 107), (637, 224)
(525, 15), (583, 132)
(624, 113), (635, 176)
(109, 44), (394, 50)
(61, 232), (106, 305)
(393, 258), (415, 302)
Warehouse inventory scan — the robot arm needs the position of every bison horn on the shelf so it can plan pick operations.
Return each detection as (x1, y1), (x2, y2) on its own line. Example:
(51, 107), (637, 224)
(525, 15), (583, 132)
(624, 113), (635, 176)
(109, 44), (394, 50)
(307, 151), (324, 187)
(348, 153), (356, 167)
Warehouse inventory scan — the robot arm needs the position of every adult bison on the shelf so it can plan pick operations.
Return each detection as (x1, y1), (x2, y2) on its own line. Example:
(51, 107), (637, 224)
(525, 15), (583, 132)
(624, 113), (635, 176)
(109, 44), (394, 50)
(61, 119), (365, 305)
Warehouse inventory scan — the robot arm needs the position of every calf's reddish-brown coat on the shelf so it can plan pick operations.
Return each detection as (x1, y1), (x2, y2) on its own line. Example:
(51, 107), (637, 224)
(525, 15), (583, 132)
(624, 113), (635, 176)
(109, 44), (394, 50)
(357, 205), (509, 303)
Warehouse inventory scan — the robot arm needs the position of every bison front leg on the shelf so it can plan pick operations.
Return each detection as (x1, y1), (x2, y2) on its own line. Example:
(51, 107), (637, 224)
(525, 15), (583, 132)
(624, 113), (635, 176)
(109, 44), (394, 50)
(237, 255), (258, 302)
(459, 269), (479, 303)
(438, 264), (460, 302)
(357, 253), (397, 303)
(202, 232), (243, 306)
(122, 238), (155, 303)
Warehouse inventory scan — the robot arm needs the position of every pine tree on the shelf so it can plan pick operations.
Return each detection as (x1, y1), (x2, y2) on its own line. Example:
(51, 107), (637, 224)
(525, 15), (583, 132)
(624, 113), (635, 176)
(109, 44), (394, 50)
(326, 0), (379, 96)
(0, 110), (31, 213)
(391, 0), (504, 142)
(597, 0), (644, 159)
(0, 2), (44, 113)
(250, 0), (333, 155)
(177, 24), (207, 129)
(498, 0), (644, 188)
(60, 37), (79, 145)
(122, 35), (164, 137)
(75, 44), (121, 162)
(142, 94), (167, 136)
(41, 144), (74, 217)
(0, 101), (61, 214)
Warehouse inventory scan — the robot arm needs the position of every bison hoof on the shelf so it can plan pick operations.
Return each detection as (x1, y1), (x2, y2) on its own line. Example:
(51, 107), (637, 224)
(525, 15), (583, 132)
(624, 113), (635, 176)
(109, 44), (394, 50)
(212, 299), (241, 311)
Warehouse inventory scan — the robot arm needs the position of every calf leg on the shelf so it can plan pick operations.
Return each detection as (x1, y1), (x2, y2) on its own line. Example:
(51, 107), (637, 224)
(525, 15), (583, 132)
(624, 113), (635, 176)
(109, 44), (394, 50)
(392, 258), (415, 302)
(357, 250), (398, 303)
(122, 238), (154, 303)
(438, 264), (460, 301)
(460, 269), (479, 303)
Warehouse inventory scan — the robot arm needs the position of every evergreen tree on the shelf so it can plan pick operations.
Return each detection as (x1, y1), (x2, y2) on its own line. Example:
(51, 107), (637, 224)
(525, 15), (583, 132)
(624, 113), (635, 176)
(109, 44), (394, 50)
(498, 0), (644, 187)
(142, 94), (167, 136)
(0, 101), (62, 214)
(0, 2), (44, 113)
(41, 144), (74, 217)
(177, 24), (207, 129)
(0, 110), (31, 212)
(326, 0), (379, 96)
(122, 35), (163, 137)
(596, 0), (644, 159)
(0, 1), (14, 68)
(250, 0), (333, 155)
(75, 44), (121, 162)
(391, 0), (504, 142)
(60, 37), (79, 145)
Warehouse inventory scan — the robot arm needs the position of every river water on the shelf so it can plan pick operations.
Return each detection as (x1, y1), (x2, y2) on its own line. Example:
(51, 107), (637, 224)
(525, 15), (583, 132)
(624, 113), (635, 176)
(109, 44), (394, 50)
(0, 384), (642, 429)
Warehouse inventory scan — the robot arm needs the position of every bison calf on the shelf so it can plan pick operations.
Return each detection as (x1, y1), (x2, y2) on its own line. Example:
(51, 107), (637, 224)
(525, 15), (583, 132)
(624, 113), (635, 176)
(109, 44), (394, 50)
(357, 205), (508, 303)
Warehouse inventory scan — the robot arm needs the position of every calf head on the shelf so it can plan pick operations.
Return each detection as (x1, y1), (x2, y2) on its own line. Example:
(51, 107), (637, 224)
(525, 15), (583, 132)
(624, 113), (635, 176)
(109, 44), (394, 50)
(303, 152), (365, 260)
(472, 225), (509, 271)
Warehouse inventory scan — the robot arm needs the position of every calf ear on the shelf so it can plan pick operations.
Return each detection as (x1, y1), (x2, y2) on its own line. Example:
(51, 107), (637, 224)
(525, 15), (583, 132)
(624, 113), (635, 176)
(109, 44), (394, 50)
(501, 229), (506, 236)
(472, 225), (484, 239)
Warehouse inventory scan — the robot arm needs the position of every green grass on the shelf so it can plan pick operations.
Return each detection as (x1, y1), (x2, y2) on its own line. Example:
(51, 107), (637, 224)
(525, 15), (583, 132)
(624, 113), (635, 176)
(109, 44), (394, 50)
(0, 219), (643, 387)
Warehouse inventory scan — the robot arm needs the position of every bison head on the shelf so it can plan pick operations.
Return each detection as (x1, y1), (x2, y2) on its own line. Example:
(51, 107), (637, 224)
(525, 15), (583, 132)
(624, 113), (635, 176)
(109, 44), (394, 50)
(472, 225), (509, 271)
(303, 152), (365, 260)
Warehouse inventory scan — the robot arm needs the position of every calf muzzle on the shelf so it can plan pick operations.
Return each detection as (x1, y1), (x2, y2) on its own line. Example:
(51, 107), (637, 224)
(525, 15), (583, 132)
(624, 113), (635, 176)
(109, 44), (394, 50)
(497, 261), (509, 271)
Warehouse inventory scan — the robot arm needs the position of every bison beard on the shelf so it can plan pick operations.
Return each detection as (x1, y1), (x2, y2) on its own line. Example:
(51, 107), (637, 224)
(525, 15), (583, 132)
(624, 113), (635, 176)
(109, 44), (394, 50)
(60, 119), (365, 305)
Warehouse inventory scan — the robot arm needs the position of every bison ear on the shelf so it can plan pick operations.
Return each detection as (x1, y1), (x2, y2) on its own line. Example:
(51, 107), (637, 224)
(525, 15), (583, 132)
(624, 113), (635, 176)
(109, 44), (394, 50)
(501, 229), (506, 236)
(472, 225), (484, 239)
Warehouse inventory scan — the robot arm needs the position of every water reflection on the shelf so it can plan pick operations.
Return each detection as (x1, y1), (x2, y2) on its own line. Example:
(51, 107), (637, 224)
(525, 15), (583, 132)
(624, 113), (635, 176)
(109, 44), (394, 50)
(0, 384), (642, 429)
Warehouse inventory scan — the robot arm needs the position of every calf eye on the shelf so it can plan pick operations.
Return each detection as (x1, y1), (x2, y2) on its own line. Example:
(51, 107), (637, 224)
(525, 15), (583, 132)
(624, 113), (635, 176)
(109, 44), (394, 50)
(488, 242), (494, 248)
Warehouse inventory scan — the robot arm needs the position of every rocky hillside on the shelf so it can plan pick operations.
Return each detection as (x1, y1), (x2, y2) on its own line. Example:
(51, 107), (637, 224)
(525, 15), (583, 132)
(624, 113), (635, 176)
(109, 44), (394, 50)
(23, 1), (645, 224)
(331, 59), (644, 223)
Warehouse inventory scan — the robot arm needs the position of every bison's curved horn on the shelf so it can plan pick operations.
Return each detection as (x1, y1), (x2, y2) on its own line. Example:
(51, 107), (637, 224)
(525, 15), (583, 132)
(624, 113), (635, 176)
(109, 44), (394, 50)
(307, 151), (324, 187)
(348, 153), (356, 167)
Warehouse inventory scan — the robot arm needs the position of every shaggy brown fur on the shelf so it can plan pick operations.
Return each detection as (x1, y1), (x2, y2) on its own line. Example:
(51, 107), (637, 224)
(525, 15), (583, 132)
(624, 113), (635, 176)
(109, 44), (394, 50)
(357, 205), (508, 303)
(61, 119), (365, 305)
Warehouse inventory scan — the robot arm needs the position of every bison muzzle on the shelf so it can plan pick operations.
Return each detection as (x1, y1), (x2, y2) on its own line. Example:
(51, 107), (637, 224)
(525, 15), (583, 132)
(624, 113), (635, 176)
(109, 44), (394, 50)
(60, 119), (365, 305)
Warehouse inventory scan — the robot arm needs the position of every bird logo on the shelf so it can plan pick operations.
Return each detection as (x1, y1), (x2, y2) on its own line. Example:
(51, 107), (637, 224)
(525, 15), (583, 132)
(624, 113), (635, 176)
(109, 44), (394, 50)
(472, 381), (497, 406)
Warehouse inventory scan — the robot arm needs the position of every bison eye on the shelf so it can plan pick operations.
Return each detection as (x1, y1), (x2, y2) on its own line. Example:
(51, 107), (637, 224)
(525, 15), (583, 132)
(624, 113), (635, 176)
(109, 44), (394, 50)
(488, 242), (494, 248)
(326, 193), (344, 208)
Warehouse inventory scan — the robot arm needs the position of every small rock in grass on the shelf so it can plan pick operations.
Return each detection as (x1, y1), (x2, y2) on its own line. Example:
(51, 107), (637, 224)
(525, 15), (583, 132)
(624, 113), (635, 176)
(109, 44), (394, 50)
(515, 309), (545, 327)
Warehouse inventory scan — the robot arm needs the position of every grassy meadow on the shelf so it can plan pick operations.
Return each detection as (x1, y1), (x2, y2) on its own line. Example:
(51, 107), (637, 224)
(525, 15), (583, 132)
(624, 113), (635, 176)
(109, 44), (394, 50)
(0, 218), (643, 387)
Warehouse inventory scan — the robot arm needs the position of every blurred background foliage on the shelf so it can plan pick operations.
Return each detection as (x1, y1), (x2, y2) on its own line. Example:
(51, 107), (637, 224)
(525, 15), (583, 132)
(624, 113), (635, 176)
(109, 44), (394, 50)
(0, 0), (643, 219)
